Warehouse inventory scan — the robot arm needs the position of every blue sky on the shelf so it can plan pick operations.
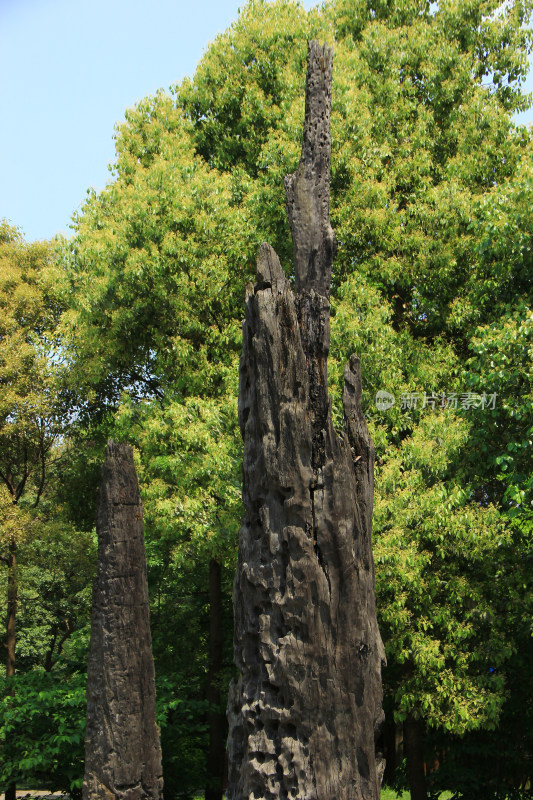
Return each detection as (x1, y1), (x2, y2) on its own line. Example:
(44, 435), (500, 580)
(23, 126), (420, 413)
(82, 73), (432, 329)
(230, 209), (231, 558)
(1, 0), (531, 242)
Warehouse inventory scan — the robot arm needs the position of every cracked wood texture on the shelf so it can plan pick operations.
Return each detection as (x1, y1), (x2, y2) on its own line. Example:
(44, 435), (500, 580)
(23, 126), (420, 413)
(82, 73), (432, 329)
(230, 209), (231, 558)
(226, 41), (385, 800)
(83, 441), (163, 800)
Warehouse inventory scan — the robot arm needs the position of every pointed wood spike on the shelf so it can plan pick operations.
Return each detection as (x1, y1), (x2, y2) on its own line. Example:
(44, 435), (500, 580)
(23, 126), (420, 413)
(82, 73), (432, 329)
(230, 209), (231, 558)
(285, 40), (337, 297)
(83, 441), (163, 800)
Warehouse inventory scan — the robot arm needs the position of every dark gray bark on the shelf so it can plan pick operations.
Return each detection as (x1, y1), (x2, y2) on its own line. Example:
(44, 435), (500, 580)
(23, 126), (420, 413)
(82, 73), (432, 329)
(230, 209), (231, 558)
(83, 441), (163, 800)
(227, 41), (385, 800)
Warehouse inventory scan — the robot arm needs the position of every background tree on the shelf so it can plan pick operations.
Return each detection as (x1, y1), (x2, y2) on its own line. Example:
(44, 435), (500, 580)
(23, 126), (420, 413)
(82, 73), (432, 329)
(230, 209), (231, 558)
(0, 222), (96, 799)
(0, 221), (64, 669)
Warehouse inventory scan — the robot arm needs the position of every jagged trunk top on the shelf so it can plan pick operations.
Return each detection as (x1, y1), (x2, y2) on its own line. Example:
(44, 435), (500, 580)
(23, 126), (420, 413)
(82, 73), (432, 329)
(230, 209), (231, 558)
(285, 40), (336, 298)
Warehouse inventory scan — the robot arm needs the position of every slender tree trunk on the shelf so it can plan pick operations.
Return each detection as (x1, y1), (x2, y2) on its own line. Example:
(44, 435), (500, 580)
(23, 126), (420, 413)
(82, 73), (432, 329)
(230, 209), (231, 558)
(227, 41), (385, 800)
(383, 714), (402, 786)
(5, 783), (16, 800)
(404, 714), (428, 800)
(4, 537), (17, 800)
(44, 626), (58, 672)
(6, 537), (16, 677)
(205, 558), (225, 800)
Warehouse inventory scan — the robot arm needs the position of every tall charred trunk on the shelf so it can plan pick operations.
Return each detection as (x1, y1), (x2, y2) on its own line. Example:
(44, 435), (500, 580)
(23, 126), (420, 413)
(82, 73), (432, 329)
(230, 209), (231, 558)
(205, 558), (226, 800)
(83, 441), (163, 800)
(227, 41), (385, 800)
(404, 714), (428, 800)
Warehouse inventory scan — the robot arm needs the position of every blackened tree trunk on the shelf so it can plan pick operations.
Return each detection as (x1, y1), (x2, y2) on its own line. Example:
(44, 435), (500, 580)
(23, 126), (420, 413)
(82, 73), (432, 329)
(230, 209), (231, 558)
(205, 558), (226, 800)
(404, 714), (428, 800)
(83, 441), (163, 800)
(227, 41), (385, 800)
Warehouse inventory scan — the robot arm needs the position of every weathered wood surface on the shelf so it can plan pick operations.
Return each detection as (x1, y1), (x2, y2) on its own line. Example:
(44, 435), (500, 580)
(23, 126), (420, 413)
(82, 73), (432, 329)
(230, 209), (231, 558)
(83, 441), (163, 800)
(227, 41), (385, 800)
